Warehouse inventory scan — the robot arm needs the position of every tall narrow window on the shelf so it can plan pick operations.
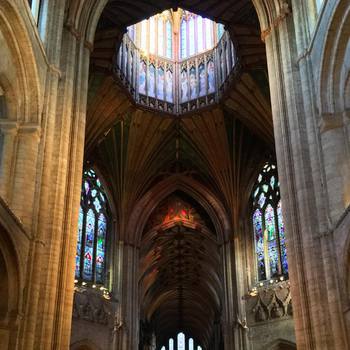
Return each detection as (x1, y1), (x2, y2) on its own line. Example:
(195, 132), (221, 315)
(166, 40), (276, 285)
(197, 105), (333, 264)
(189, 17), (195, 56)
(205, 19), (213, 49)
(252, 162), (288, 281)
(140, 20), (147, 51)
(169, 338), (174, 350)
(197, 16), (204, 52)
(181, 19), (187, 59)
(217, 23), (225, 40)
(166, 20), (172, 58)
(158, 18), (164, 56)
(75, 169), (109, 284)
(178, 333), (185, 350)
(150, 17), (156, 54)
(189, 338), (194, 350)
(28, 0), (41, 24)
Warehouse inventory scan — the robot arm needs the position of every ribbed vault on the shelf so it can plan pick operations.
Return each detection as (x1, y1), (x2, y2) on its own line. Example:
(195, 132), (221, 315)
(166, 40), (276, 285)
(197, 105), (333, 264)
(83, 1), (276, 348)
(139, 192), (221, 348)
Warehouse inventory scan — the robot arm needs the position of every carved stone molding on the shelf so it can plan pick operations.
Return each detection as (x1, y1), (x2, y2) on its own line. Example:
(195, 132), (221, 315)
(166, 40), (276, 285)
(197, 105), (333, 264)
(246, 281), (292, 324)
(72, 287), (117, 328)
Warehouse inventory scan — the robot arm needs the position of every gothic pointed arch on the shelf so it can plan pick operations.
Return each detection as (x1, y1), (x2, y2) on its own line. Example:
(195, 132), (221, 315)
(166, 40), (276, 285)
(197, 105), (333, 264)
(0, 0), (40, 123)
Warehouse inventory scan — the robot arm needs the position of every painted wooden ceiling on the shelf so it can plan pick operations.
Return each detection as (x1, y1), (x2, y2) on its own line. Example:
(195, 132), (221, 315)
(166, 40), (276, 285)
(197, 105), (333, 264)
(84, 0), (274, 347)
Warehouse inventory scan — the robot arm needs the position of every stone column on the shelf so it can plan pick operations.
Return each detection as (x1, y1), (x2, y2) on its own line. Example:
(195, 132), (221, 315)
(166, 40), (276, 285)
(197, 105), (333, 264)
(0, 121), (18, 201)
(258, 1), (349, 348)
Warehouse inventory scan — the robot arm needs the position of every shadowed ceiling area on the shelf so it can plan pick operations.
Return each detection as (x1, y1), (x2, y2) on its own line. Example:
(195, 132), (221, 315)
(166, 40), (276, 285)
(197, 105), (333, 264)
(139, 192), (221, 348)
(85, 1), (274, 348)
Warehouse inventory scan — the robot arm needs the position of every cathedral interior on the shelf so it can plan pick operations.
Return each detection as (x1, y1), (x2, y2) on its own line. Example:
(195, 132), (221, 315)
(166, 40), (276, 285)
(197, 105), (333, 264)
(0, 0), (349, 349)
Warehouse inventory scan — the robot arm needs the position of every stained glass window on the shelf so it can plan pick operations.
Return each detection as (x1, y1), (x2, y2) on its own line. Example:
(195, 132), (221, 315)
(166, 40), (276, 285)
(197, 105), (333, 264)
(150, 17), (156, 54)
(140, 20), (147, 51)
(205, 19), (213, 49)
(181, 19), (187, 59)
(252, 162), (288, 281)
(197, 17), (203, 52)
(75, 169), (109, 284)
(169, 338), (174, 350)
(158, 19), (164, 56)
(166, 20), (172, 58)
(28, 0), (42, 24)
(189, 338), (194, 350)
(178, 333), (185, 350)
(189, 17), (195, 56)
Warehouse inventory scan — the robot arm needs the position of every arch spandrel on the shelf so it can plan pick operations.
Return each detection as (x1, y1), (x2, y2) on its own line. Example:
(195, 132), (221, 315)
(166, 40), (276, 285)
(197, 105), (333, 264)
(125, 175), (232, 246)
(0, 1), (40, 124)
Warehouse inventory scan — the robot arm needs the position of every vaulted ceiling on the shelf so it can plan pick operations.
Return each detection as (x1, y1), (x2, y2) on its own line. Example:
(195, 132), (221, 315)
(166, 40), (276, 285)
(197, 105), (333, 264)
(84, 1), (274, 348)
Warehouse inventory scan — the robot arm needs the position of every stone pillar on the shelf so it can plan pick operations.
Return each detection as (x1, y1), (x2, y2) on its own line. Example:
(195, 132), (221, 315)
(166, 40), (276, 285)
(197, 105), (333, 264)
(0, 121), (18, 201)
(258, 1), (349, 348)
(111, 241), (140, 350)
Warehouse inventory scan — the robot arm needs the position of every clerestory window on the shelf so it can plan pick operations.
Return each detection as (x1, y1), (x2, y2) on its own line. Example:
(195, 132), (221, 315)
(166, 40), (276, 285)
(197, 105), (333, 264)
(252, 162), (288, 281)
(75, 169), (109, 285)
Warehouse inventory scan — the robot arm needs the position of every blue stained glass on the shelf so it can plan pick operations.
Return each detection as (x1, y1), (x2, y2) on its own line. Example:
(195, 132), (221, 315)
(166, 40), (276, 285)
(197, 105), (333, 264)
(139, 60), (147, 95)
(277, 201), (288, 274)
(166, 20), (172, 58)
(258, 193), (266, 208)
(166, 69), (173, 102)
(253, 209), (266, 280)
(83, 209), (95, 281)
(94, 197), (101, 212)
(270, 175), (275, 189)
(189, 17), (195, 55)
(207, 59), (215, 93)
(75, 207), (84, 278)
(84, 181), (89, 194)
(96, 214), (106, 283)
(149, 64), (156, 97)
(169, 339), (174, 350)
(189, 66), (197, 100)
(217, 23), (224, 40)
(157, 67), (165, 100)
(91, 189), (97, 197)
(198, 63), (206, 96)
(265, 204), (278, 277)
(181, 20), (187, 58)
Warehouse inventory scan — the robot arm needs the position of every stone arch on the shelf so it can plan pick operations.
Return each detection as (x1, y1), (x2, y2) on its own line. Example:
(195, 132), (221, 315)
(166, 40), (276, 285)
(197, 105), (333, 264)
(0, 0), (40, 123)
(70, 339), (102, 350)
(0, 222), (21, 349)
(126, 175), (231, 246)
(262, 338), (296, 350)
(319, 0), (350, 115)
(317, 0), (350, 221)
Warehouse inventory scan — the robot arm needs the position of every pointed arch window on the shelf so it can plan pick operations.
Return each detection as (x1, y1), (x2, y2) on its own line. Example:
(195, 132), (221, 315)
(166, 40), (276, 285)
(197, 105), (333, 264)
(189, 17), (195, 56)
(28, 0), (42, 23)
(166, 20), (172, 58)
(252, 162), (288, 281)
(181, 19), (187, 59)
(75, 169), (109, 284)
(158, 18), (164, 56)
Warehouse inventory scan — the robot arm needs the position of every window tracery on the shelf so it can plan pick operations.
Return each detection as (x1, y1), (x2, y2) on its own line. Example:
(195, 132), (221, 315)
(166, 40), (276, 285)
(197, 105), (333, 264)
(28, 0), (42, 24)
(252, 163), (288, 281)
(160, 333), (202, 350)
(75, 169), (109, 285)
(116, 9), (234, 115)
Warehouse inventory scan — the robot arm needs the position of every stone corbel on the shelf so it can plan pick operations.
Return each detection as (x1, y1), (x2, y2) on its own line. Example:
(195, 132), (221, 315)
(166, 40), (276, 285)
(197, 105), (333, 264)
(261, 1), (291, 42)
(319, 112), (344, 133)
